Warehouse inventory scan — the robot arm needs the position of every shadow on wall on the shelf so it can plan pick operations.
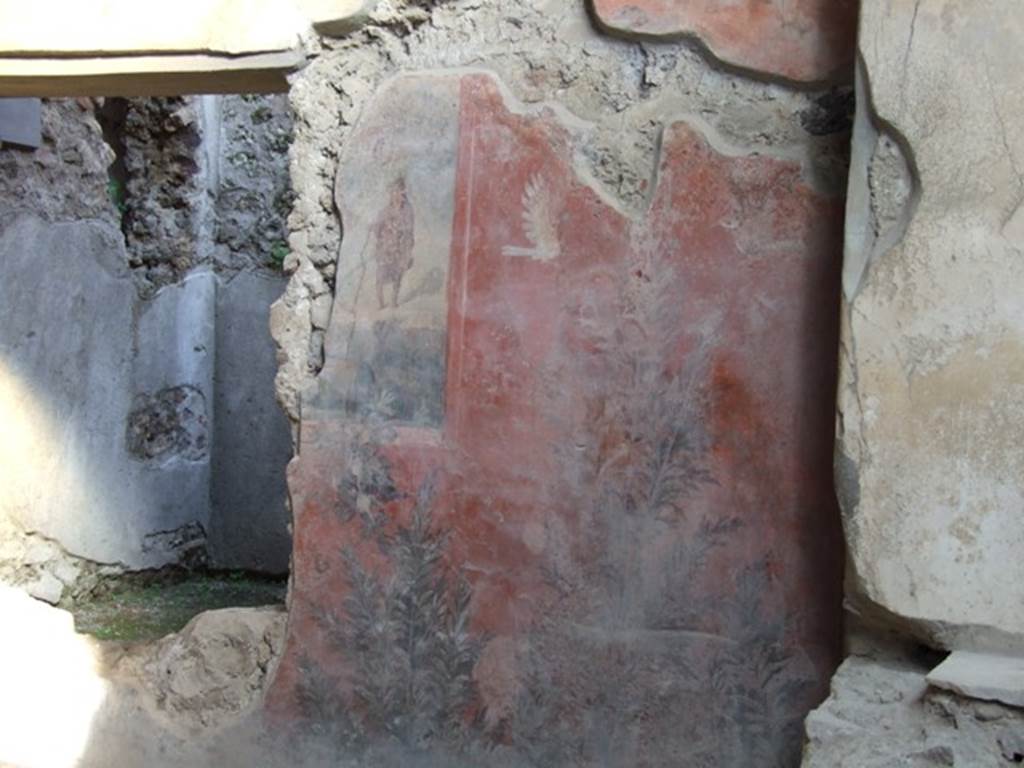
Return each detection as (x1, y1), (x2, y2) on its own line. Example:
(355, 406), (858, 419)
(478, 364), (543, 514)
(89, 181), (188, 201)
(0, 335), (290, 768)
(0, 212), (294, 592)
(0, 212), (215, 578)
(0, 217), (158, 573)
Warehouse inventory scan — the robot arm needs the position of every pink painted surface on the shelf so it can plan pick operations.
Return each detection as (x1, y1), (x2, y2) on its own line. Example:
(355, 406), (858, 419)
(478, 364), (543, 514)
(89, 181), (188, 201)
(591, 0), (858, 82)
(266, 72), (844, 765)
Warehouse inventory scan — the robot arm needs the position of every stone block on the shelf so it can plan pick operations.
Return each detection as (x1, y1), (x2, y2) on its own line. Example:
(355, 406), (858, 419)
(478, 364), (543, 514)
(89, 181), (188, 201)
(928, 652), (1024, 709)
(265, 70), (845, 765)
(590, 0), (858, 82)
(137, 606), (287, 730)
(838, 0), (1024, 650)
(803, 643), (1024, 766)
(25, 571), (63, 604)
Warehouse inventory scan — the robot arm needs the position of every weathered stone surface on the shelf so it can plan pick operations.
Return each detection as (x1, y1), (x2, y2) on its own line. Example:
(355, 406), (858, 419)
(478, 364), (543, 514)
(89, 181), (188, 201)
(209, 272), (293, 574)
(121, 97), (208, 293)
(928, 652), (1024, 709)
(838, 0), (1024, 649)
(25, 569), (64, 604)
(0, 510), (116, 603)
(101, 92), (288, 290)
(134, 606), (288, 730)
(803, 633), (1024, 766)
(266, 70), (844, 765)
(299, 0), (379, 36)
(590, 0), (858, 83)
(270, 260), (329, 426)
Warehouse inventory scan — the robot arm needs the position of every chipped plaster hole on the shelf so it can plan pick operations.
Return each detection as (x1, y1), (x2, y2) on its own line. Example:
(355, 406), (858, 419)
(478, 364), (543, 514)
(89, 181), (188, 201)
(127, 386), (209, 462)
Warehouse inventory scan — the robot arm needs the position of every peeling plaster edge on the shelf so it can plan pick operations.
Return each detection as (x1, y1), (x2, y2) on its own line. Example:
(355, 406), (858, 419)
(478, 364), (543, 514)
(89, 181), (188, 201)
(582, 0), (854, 91)
(357, 67), (839, 226)
(1, 519), (135, 573)
(841, 51), (922, 303)
(305, 65), (843, 419)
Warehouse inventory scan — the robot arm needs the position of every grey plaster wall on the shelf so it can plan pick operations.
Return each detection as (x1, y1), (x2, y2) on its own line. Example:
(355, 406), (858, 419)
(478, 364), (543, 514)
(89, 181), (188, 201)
(0, 95), (294, 598)
(132, 270), (217, 568)
(209, 271), (292, 574)
(0, 214), (211, 575)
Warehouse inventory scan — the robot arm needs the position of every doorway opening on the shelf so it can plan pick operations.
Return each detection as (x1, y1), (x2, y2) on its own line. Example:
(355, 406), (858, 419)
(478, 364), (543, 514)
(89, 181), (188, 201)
(0, 91), (295, 729)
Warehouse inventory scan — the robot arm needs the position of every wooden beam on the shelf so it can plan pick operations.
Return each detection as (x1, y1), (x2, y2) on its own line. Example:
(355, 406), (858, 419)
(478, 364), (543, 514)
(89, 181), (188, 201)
(0, 51), (304, 97)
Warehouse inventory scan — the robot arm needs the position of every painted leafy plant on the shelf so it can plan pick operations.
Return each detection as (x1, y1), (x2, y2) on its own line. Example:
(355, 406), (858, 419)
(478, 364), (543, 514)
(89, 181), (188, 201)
(297, 446), (486, 755)
(502, 229), (819, 765)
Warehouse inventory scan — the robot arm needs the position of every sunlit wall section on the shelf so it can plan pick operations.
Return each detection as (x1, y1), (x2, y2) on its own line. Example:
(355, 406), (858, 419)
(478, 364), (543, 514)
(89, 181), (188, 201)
(0, 214), (212, 577)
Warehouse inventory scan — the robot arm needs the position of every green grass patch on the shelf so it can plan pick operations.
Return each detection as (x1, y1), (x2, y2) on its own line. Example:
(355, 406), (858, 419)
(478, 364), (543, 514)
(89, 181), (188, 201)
(73, 572), (286, 643)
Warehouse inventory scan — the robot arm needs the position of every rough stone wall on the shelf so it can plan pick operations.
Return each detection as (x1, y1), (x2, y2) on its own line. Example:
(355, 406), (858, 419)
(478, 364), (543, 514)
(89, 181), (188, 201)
(804, 624), (1024, 767)
(121, 97), (207, 292)
(119, 94), (295, 289)
(213, 94), (294, 274)
(0, 99), (114, 224)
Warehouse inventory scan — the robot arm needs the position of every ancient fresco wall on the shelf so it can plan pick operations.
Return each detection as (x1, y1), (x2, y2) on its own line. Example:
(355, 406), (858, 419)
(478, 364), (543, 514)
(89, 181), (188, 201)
(309, 77), (460, 427)
(267, 59), (846, 764)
